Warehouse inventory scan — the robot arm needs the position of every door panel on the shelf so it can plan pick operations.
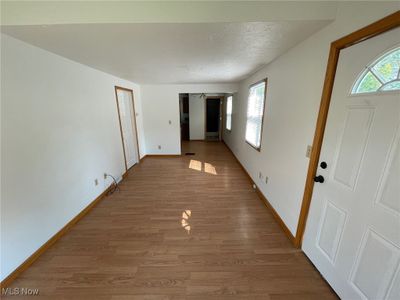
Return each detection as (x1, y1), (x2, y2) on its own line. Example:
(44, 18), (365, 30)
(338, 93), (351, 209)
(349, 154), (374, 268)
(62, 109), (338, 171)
(316, 200), (347, 263)
(349, 229), (400, 300)
(333, 106), (374, 189)
(376, 131), (400, 215)
(303, 27), (400, 299)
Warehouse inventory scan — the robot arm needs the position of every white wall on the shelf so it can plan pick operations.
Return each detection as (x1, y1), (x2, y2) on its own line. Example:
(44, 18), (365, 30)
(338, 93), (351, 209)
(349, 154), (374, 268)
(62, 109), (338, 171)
(189, 94), (205, 140)
(141, 84), (238, 154)
(0, 34), (145, 281)
(222, 2), (399, 236)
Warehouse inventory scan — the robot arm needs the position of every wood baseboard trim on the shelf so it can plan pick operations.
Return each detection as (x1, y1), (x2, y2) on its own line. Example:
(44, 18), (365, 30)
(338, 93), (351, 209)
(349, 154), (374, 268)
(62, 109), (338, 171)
(222, 140), (296, 245)
(0, 183), (115, 289)
(221, 141), (253, 184)
(254, 186), (296, 245)
(122, 162), (140, 179)
(142, 154), (182, 159)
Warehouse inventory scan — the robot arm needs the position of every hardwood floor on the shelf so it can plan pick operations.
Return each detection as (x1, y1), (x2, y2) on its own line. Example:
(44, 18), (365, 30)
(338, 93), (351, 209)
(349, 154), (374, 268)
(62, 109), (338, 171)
(4, 141), (337, 299)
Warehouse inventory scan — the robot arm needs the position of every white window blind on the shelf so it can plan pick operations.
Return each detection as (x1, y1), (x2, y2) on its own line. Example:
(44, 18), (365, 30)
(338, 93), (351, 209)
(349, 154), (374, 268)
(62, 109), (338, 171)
(226, 96), (233, 130)
(245, 80), (266, 149)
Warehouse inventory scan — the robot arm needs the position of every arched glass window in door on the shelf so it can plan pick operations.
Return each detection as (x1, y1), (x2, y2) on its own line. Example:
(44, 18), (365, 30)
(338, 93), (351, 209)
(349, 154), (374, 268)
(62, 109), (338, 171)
(352, 46), (400, 94)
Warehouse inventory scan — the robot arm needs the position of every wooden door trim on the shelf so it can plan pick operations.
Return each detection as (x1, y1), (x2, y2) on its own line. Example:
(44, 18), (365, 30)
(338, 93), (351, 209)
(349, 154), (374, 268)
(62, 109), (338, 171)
(114, 87), (128, 172)
(205, 96), (223, 141)
(294, 11), (400, 248)
(114, 86), (141, 172)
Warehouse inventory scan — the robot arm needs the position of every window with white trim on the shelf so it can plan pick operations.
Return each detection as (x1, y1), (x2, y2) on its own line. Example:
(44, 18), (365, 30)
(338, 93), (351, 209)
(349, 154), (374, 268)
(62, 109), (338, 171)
(352, 46), (400, 94)
(245, 79), (267, 150)
(226, 95), (233, 131)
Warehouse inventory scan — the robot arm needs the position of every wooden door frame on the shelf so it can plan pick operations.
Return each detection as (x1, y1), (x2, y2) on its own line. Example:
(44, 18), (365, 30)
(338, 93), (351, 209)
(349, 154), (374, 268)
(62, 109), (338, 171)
(294, 11), (400, 248)
(204, 96), (223, 141)
(114, 86), (141, 172)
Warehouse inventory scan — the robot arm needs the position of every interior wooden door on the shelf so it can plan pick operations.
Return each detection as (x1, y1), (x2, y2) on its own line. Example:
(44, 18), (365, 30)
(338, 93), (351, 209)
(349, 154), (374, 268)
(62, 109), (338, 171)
(115, 87), (139, 170)
(302, 28), (400, 299)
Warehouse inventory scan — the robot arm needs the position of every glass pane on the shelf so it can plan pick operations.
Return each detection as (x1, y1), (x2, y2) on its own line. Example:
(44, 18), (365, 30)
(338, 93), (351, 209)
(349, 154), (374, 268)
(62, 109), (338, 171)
(245, 121), (259, 147)
(226, 96), (232, 114)
(226, 116), (232, 130)
(246, 81), (265, 148)
(371, 48), (400, 82)
(381, 80), (400, 91)
(355, 71), (382, 93)
(256, 85), (264, 98)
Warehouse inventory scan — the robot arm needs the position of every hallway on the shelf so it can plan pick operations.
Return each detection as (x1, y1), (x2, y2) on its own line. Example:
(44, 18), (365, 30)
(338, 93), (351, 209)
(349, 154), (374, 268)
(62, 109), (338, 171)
(6, 141), (337, 299)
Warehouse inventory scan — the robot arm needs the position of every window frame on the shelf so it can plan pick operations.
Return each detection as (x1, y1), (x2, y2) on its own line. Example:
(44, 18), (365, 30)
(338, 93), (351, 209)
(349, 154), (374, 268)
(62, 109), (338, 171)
(225, 95), (233, 131)
(245, 78), (268, 152)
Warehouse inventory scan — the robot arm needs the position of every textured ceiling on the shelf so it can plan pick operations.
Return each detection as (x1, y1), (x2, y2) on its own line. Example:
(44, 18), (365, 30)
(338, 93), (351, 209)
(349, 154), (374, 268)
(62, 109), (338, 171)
(2, 21), (330, 84)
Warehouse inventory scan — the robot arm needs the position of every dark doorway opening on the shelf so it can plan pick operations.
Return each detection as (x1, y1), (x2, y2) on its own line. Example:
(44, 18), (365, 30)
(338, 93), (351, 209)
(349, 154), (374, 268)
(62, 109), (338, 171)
(179, 94), (190, 141)
(205, 97), (222, 141)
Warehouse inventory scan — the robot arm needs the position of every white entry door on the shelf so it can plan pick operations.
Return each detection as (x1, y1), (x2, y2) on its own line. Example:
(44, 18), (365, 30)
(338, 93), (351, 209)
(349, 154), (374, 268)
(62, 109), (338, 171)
(116, 88), (139, 169)
(303, 27), (400, 300)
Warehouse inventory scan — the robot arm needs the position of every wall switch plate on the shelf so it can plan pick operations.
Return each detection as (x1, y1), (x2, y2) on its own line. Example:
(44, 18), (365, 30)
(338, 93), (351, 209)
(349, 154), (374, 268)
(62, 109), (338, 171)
(158, 145), (161, 150)
(104, 173), (107, 179)
(306, 145), (312, 158)
(168, 120), (172, 125)
(258, 172), (263, 179)
(94, 179), (99, 186)
(265, 176), (269, 184)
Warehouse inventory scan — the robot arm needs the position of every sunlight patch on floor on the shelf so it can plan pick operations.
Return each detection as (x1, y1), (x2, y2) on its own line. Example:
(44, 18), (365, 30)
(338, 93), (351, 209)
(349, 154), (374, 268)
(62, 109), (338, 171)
(189, 159), (217, 175)
(189, 159), (202, 171)
(204, 162), (217, 175)
(181, 209), (192, 234)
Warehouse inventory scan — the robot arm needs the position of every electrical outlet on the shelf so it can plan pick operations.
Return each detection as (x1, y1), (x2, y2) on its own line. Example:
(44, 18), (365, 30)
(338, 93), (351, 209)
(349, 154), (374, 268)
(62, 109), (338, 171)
(158, 145), (161, 150)
(168, 120), (172, 125)
(265, 176), (269, 184)
(104, 173), (107, 179)
(94, 179), (99, 186)
(306, 145), (312, 158)
(258, 172), (263, 179)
